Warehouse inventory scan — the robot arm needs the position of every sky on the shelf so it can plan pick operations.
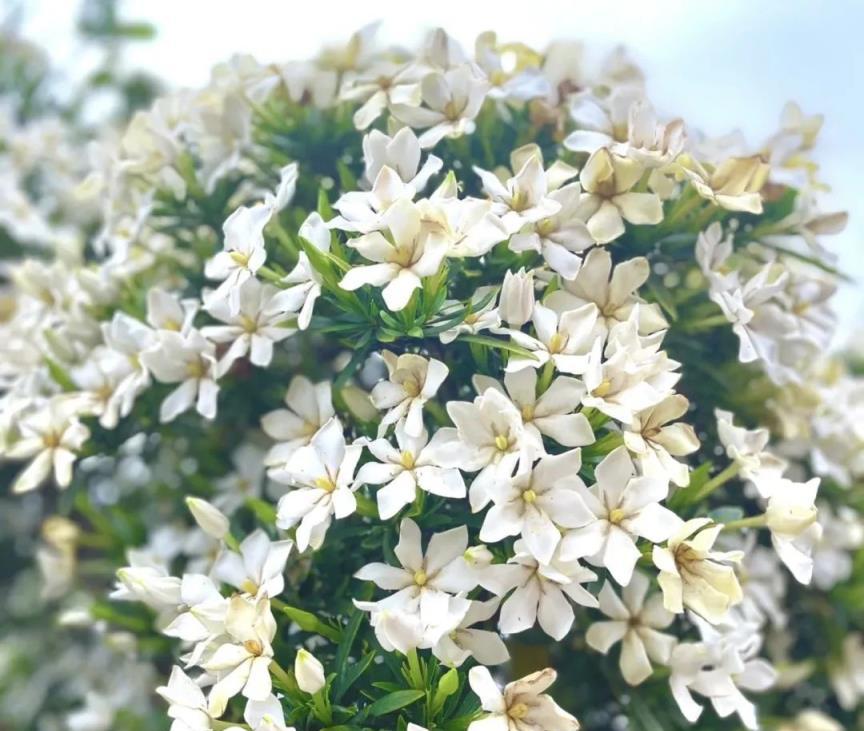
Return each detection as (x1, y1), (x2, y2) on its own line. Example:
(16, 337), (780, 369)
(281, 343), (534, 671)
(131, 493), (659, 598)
(13, 0), (864, 340)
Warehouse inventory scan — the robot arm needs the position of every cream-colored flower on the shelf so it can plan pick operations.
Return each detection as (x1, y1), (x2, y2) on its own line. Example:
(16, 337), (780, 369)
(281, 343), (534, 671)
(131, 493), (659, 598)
(653, 518), (743, 624)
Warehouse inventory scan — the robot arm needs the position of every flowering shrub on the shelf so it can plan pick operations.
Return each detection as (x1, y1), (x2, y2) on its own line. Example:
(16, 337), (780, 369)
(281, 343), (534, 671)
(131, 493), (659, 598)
(2, 21), (864, 731)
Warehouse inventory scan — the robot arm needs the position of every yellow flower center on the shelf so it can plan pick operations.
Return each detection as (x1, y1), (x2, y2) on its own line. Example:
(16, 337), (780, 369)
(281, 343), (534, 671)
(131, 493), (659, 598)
(229, 250), (250, 267)
(548, 332), (568, 354)
(240, 579), (259, 595)
(243, 639), (263, 656)
(494, 434), (511, 452)
(520, 404), (535, 421)
(42, 431), (61, 449)
(609, 508), (626, 524)
(400, 451), (416, 469)
(414, 570), (428, 587)
(402, 377), (421, 398)
(186, 359), (207, 379)
(522, 489), (538, 504)
(536, 217), (556, 237)
(593, 379), (613, 397)
(161, 318), (181, 332)
(509, 702), (530, 720)
(314, 476), (337, 493)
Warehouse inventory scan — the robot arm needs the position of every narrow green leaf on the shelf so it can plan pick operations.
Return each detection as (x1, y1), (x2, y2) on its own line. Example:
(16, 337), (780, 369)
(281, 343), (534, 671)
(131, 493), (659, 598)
(366, 689), (425, 717)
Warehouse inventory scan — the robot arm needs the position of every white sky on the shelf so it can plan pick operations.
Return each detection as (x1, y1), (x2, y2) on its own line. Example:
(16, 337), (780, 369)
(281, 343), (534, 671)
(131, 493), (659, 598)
(15, 0), (864, 339)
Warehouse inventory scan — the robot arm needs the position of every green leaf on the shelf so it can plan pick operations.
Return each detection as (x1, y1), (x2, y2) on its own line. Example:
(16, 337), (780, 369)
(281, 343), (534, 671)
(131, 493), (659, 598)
(366, 689), (425, 717)
(44, 357), (76, 391)
(280, 604), (341, 642)
(457, 334), (538, 360)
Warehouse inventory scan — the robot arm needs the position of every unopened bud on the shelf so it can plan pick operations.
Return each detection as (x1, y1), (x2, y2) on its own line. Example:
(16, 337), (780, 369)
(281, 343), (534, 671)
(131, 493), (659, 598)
(499, 268), (535, 327)
(185, 497), (230, 539)
(295, 648), (326, 694)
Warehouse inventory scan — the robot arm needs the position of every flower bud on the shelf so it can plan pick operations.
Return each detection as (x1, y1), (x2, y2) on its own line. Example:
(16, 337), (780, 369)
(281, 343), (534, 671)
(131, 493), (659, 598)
(766, 501), (818, 536)
(295, 648), (326, 694)
(499, 268), (534, 327)
(185, 497), (230, 539)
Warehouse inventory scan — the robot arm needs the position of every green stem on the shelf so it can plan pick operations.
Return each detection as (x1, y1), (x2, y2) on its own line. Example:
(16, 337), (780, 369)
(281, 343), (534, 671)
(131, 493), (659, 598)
(691, 462), (741, 503)
(537, 360), (555, 394)
(682, 314), (730, 332)
(722, 514), (768, 531)
(406, 648), (425, 689)
(258, 265), (286, 284)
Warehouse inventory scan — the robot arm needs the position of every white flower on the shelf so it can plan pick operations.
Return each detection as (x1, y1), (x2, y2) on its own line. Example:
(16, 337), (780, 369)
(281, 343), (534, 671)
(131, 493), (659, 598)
(100, 311), (156, 420)
(425, 387), (536, 511)
(508, 182), (594, 279)
(341, 61), (423, 130)
(467, 666), (580, 731)
(485, 539), (597, 640)
(294, 649), (325, 694)
(546, 248), (666, 335)
(244, 694), (295, 731)
(390, 65), (490, 148)
(480, 450), (595, 565)
(161, 573), (228, 645)
(581, 315), (680, 423)
(764, 476), (822, 584)
(370, 350), (448, 438)
(355, 422), (466, 520)
(653, 518), (744, 624)
(585, 573), (676, 685)
(5, 397), (90, 493)
(281, 212), (330, 329)
(273, 417), (361, 551)
(676, 154), (768, 214)
(575, 148), (662, 244)
(360, 127), (442, 191)
(437, 286), (500, 344)
(213, 529), (293, 598)
(811, 503), (864, 590)
(205, 202), (273, 314)
(432, 598), (509, 667)
(185, 497), (230, 540)
(157, 666), (215, 730)
(473, 368), (594, 451)
(339, 199), (448, 311)
(507, 302), (599, 374)
(261, 375), (334, 469)
(498, 268), (535, 328)
(330, 165), (416, 234)
(829, 634), (864, 710)
(472, 144), (569, 234)
(668, 617), (775, 731)
(202, 278), (299, 373)
(354, 519), (477, 631)
(146, 287), (199, 334)
(715, 409), (787, 498)
(204, 594), (276, 717)
(623, 395), (700, 488)
(560, 446), (679, 585)
(112, 564), (181, 612)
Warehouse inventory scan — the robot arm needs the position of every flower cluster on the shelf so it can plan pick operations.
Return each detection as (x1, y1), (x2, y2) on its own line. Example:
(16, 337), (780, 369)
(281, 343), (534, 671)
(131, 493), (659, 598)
(1, 21), (862, 731)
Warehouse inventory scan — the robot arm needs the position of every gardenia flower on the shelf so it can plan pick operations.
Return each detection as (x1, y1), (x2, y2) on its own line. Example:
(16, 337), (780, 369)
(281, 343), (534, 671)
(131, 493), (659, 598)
(586, 573), (676, 685)
(623, 394), (700, 488)
(437, 285), (501, 344)
(653, 518), (744, 624)
(545, 248), (666, 335)
(764, 476), (822, 584)
(369, 350), (448, 438)
(341, 60), (423, 130)
(355, 422), (466, 520)
(506, 302), (600, 374)
(294, 649), (325, 694)
(360, 127), (443, 191)
(354, 518), (477, 630)
(390, 65), (490, 148)
(472, 144), (571, 234)
(339, 199), (448, 311)
(486, 539), (597, 640)
(161, 573), (228, 645)
(185, 496), (230, 539)
(480, 450), (595, 565)
(467, 665), (580, 731)
(141, 329), (220, 422)
(204, 594), (277, 716)
(715, 409), (787, 498)
(202, 278), (300, 373)
(5, 397), (90, 493)
(146, 287), (198, 334)
(676, 154), (768, 214)
(157, 665), (216, 730)
(473, 368), (595, 452)
(261, 375), (334, 469)
(425, 387), (537, 511)
(498, 268), (535, 327)
(205, 202), (272, 314)
(432, 598), (509, 668)
(280, 211), (330, 330)
(273, 417), (362, 551)
(243, 694), (297, 731)
(213, 529), (293, 598)
(575, 148), (662, 244)
(560, 446), (679, 586)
